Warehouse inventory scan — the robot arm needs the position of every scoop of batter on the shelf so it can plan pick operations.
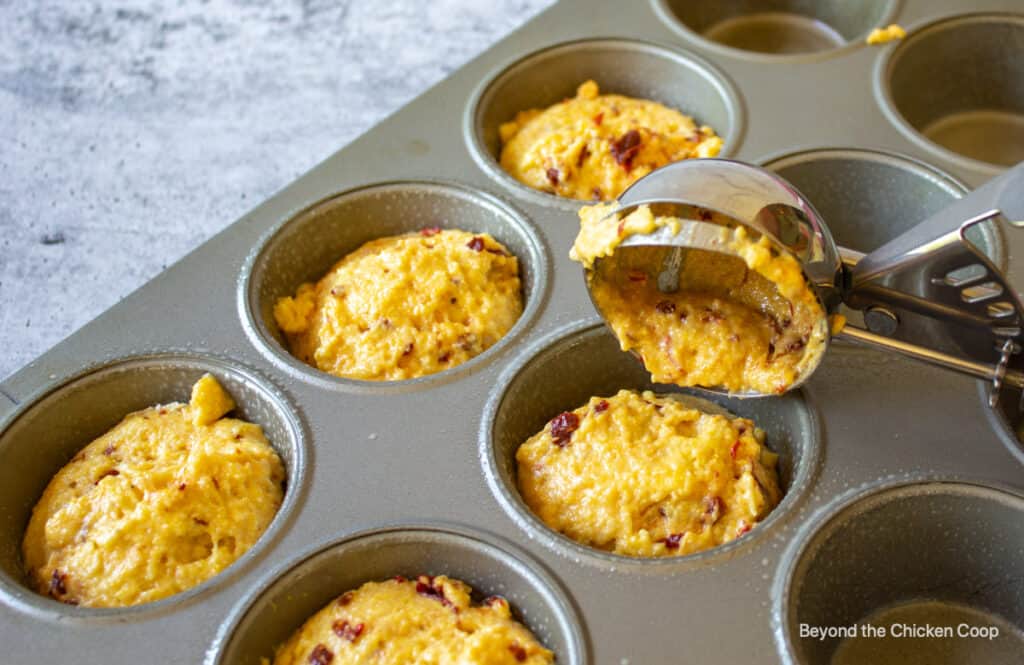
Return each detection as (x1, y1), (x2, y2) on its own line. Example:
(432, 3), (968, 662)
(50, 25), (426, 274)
(571, 203), (829, 394)
(274, 229), (523, 381)
(22, 374), (285, 608)
(499, 80), (723, 201)
(517, 390), (781, 557)
(273, 575), (553, 664)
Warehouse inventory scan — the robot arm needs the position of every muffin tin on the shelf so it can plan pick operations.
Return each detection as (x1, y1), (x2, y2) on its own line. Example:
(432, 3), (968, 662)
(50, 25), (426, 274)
(2, 0), (1023, 662)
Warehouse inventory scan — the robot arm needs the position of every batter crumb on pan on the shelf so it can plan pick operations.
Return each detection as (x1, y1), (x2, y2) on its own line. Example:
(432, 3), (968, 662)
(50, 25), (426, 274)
(274, 228), (523, 381)
(866, 24), (906, 44)
(499, 80), (723, 201)
(516, 390), (781, 557)
(271, 575), (553, 664)
(22, 374), (285, 608)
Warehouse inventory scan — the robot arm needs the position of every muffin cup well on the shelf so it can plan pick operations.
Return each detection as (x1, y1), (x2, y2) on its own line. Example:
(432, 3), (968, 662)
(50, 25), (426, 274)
(653, 0), (897, 59)
(210, 524), (587, 664)
(773, 479), (1024, 665)
(762, 148), (974, 254)
(876, 13), (1024, 173)
(239, 181), (548, 393)
(465, 38), (744, 209)
(0, 354), (307, 620)
(480, 320), (822, 569)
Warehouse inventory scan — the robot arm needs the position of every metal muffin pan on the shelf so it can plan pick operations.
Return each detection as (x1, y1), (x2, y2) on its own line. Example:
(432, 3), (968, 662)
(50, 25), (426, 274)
(653, 0), (900, 59)
(240, 181), (549, 393)
(773, 478), (1024, 664)
(2, 0), (1023, 662)
(876, 12), (1024, 174)
(481, 321), (821, 571)
(982, 378), (1024, 469)
(0, 354), (307, 624)
(466, 38), (745, 209)
(212, 525), (586, 664)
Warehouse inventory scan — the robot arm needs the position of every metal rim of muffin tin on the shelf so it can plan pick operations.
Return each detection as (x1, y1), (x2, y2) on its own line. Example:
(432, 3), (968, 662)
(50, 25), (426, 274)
(979, 380), (1024, 467)
(758, 146), (974, 250)
(480, 318), (824, 571)
(873, 12), (1024, 177)
(3, 0), (1024, 662)
(464, 37), (747, 211)
(771, 474), (1024, 665)
(0, 352), (308, 623)
(238, 180), (550, 395)
(650, 0), (902, 64)
(209, 523), (588, 664)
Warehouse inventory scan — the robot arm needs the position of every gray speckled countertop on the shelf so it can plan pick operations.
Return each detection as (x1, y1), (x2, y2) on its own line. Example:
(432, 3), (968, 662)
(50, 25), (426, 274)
(0, 0), (552, 380)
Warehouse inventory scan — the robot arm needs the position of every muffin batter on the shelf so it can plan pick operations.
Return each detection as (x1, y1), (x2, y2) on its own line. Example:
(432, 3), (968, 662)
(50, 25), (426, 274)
(866, 24), (906, 44)
(273, 575), (553, 664)
(274, 229), (523, 381)
(517, 390), (781, 557)
(499, 80), (723, 201)
(22, 374), (285, 607)
(571, 203), (829, 394)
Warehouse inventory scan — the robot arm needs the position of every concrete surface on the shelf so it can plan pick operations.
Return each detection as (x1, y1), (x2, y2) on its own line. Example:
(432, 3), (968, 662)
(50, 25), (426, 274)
(0, 0), (553, 380)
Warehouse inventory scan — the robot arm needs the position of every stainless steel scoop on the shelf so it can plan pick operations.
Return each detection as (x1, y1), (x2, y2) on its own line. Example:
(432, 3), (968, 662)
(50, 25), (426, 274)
(584, 158), (1024, 406)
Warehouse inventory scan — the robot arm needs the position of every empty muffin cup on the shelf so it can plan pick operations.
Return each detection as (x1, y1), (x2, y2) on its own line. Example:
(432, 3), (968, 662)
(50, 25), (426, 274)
(763, 148), (974, 253)
(465, 38), (743, 207)
(240, 181), (547, 391)
(211, 525), (586, 664)
(481, 321), (821, 567)
(654, 0), (897, 57)
(0, 354), (306, 619)
(877, 13), (1024, 172)
(774, 479), (1024, 665)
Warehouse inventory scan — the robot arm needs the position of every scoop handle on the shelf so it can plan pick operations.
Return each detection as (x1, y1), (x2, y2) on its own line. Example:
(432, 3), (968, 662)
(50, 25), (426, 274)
(836, 325), (1024, 391)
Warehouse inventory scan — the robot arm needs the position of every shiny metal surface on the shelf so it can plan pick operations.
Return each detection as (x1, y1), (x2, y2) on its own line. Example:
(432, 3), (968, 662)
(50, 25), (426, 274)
(618, 159), (843, 299)
(838, 326), (1024, 389)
